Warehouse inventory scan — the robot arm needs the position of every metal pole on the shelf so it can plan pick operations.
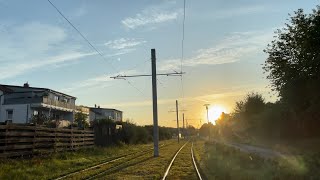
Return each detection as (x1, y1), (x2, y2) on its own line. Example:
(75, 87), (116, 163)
(183, 113), (185, 129)
(176, 100), (180, 143)
(182, 113), (185, 138)
(151, 49), (159, 157)
(206, 106), (209, 124)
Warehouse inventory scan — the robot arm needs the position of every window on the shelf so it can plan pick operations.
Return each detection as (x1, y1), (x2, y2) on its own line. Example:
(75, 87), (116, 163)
(6, 110), (13, 120)
(54, 95), (59, 101)
(33, 110), (38, 116)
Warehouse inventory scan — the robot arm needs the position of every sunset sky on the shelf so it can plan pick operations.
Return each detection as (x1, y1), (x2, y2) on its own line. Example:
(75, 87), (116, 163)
(0, 0), (318, 127)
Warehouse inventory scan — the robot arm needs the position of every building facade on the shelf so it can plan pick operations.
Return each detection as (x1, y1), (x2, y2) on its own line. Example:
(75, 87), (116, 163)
(0, 83), (76, 124)
(89, 107), (122, 122)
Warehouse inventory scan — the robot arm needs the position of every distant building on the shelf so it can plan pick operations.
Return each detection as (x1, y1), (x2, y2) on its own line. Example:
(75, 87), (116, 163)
(0, 83), (76, 124)
(75, 105), (90, 124)
(89, 106), (122, 122)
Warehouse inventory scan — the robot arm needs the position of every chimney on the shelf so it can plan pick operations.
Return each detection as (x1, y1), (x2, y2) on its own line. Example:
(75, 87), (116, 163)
(23, 82), (29, 88)
(98, 105), (100, 108)
(94, 104), (97, 108)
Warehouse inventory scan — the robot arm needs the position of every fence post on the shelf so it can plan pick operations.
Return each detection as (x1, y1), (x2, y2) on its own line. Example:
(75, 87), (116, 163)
(33, 125), (36, 156)
(82, 130), (85, 147)
(71, 127), (73, 150)
(4, 122), (8, 154)
(54, 127), (57, 153)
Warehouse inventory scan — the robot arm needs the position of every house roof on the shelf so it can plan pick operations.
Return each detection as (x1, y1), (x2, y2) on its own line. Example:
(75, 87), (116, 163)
(0, 84), (76, 99)
(89, 107), (123, 113)
(0, 85), (14, 93)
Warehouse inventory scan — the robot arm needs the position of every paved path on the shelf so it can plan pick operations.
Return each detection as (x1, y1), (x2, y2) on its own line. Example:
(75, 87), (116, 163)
(223, 141), (284, 159)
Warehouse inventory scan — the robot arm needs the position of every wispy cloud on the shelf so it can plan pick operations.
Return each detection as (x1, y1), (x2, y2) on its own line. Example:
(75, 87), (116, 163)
(0, 22), (96, 80)
(121, 1), (181, 29)
(60, 70), (138, 93)
(0, 52), (96, 80)
(158, 30), (273, 71)
(210, 5), (269, 19)
(104, 38), (146, 50)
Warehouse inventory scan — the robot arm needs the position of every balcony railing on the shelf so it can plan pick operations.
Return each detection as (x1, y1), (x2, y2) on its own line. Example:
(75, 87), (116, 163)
(43, 97), (75, 110)
(3, 93), (75, 110)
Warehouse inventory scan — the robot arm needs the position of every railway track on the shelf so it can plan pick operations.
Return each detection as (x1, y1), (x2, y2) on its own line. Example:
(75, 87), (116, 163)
(54, 142), (172, 180)
(162, 141), (203, 180)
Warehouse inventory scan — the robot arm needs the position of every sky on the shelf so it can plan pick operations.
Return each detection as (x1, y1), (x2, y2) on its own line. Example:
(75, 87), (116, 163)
(0, 0), (319, 128)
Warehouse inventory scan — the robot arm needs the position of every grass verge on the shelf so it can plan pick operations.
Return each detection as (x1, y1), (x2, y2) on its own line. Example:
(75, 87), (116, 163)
(198, 141), (320, 180)
(0, 140), (173, 180)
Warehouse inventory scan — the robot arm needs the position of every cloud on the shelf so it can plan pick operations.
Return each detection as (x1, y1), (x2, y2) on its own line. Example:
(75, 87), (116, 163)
(105, 48), (136, 57)
(60, 70), (138, 93)
(158, 30), (274, 71)
(121, 1), (181, 29)
(0, 22), (96, 80)
(104, 38), (146, 50)
(0, 52), (96, 80)
(209, 5), (269, 19)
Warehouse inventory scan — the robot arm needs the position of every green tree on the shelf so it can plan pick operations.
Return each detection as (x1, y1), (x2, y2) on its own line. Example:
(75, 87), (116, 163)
(263, 6), (320, 136)
(199, 123), (215, 137)
(74, 111), (89, 128)
(234, 92), (266, 117)
(263, 7), (320, 94)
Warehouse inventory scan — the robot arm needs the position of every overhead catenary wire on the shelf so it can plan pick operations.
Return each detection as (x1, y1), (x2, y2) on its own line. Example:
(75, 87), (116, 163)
(46, 0), (146, 96)
(179, 0), (186, 112)
(47, 0), (117, 70)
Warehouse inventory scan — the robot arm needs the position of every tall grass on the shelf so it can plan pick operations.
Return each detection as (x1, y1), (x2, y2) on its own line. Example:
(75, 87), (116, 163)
(199, 141), (320, 179)
(0, 142), (162, 179)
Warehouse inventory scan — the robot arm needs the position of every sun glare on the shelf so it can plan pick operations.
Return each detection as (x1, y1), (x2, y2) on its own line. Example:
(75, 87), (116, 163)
(207, 105), (227, 124)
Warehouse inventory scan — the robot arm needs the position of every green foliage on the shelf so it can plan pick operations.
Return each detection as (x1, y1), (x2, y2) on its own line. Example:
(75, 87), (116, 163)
(74, 111), (89, 128)
(199, 123), (215, 137)
(120, 122), (150, 144)
(234, 92), (266, 116)
(264, 6), (320, 93)
(263, 6), (320, 137)
(31, 114), (49, 125)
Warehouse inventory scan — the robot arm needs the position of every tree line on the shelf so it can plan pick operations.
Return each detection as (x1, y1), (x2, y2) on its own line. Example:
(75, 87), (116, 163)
(201, 5), (320, 140)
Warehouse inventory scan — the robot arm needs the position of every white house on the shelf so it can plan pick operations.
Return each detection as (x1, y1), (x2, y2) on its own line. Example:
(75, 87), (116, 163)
(0, 83), (76, 124)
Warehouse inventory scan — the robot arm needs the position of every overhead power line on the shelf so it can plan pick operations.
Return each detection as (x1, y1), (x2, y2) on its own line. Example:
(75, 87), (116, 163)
(47, 0), (114, 69)
(47, 0), (146, 96)
(179, 0), (186, 113)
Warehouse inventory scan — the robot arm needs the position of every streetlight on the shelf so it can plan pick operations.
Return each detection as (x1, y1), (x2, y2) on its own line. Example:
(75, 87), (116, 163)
(204, 104), (210, 124)
(204, 104), (211, 140)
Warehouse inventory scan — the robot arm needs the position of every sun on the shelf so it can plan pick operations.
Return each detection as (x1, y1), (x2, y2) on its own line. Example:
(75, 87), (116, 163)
(207, 105), (227, 124)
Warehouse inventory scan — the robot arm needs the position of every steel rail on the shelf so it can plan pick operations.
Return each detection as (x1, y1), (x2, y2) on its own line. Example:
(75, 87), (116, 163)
(191, 142), (203, 180)
(54, 143), (169, 180)
(162, 142), (188, 180)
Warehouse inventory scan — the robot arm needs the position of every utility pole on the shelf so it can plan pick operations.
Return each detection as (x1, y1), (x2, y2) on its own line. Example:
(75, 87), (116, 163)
(176, 100), (180, 143)
(169, 104), (187, 143)
(204, 104), (211, 140)
(183, 113), (185, 129)
(151, 49), (159, 157)
(111, 49), (184, 157)
(182, 113), (185, 139)
(204, 104), (210, 124)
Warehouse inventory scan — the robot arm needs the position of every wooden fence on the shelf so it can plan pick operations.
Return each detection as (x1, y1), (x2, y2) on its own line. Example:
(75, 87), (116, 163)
(0, 123), (94, 158)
